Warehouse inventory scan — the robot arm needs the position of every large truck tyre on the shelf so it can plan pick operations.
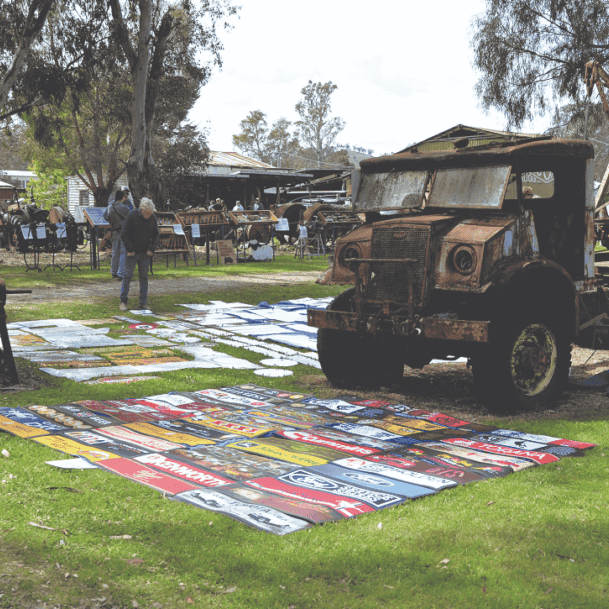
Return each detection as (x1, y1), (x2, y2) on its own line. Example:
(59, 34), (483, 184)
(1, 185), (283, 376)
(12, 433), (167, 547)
(472, 309), (571, 414)
(317, 289), (404, 388)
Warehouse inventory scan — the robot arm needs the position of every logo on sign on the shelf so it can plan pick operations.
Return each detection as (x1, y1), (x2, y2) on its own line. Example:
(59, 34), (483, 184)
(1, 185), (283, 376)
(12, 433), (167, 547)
(343, 472), (392, 487)
(285, 472), (339, 491)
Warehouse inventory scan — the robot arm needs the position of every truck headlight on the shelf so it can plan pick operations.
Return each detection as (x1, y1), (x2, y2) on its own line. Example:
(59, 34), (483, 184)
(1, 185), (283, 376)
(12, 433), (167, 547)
(452, 245), (477, 275)
(342, 245), (361, 270)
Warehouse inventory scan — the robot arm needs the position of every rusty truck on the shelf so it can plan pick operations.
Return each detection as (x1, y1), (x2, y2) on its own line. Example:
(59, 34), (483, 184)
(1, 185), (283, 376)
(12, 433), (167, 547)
(307, 137), (609, 413)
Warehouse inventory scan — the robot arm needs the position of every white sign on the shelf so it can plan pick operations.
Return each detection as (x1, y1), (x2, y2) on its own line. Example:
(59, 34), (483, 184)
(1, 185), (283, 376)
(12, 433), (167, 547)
(276, 218), (289, 231)
(191, 224), (200, 238)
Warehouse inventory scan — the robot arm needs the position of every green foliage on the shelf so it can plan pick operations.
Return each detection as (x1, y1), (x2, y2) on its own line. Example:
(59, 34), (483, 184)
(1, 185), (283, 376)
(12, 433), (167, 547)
(472, 0), (609, 127)
(0, 119), (28, 171)
(233, 83), (354, 170)
(232, 109), (270, 162)
(156, 123), (209, 208)
(295, 80), (345, 168)
(232, 111), (302, 168)
(23, 157), (68, 209)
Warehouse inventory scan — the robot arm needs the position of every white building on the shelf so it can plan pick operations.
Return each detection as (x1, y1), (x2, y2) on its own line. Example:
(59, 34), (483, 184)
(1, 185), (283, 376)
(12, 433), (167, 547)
(0, 169), (37, 189)
(65, 175), (129, 215)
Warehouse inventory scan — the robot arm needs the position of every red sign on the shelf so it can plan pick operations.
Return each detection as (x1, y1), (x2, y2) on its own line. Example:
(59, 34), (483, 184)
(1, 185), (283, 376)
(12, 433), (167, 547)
(135, 453), (232, 487)
(442, 438), (559, 465)
(549, 439), (595, 450)
(246, 477), (374, 518)
(277, 430), (380, 457)
(426, 413), (470, 427)
(97, 458), (199, 495)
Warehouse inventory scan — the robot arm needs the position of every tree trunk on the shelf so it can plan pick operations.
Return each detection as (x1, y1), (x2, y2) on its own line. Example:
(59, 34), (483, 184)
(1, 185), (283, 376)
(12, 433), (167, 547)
(0, 0), (55, 111)
(122, 0), (152, 207)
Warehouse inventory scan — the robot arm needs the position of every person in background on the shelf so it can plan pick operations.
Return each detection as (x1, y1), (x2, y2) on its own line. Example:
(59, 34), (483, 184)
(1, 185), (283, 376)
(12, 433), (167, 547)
(122, 188), (134, 210)
(522, 186), (540, 200)
(297, 220), (308, 241)
(253, 198), (261, 211)
(295, 220), (311, 259)
(119, 197), (159, 311)
(233, 200), (243, 211)
(103, 190), (130, 280)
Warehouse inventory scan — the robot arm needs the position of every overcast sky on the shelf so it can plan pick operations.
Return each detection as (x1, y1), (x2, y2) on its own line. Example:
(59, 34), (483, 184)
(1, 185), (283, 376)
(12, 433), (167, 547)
(189, 0), (553, 159)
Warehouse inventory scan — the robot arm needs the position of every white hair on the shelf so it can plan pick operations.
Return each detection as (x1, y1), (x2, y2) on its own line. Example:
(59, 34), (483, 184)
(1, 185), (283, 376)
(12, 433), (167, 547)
(139, 197), (156, 213)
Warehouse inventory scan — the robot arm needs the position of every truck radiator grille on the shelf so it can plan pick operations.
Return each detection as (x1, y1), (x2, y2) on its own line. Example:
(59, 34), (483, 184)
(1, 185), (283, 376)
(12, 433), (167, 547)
(366, 226), (431, 305)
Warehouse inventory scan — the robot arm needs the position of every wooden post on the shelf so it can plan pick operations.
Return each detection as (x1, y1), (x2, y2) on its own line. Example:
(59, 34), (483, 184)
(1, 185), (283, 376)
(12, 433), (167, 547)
(206, 226), (210, 265)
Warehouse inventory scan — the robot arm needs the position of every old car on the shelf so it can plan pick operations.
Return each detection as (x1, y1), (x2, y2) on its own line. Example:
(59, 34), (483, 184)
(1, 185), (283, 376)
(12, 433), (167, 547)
(308, 137), (609, 413)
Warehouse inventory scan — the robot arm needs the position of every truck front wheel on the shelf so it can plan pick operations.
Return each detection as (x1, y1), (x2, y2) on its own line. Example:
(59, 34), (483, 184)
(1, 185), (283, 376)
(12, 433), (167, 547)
(317, 289), (404, 388)
(472, 313), (571, 413)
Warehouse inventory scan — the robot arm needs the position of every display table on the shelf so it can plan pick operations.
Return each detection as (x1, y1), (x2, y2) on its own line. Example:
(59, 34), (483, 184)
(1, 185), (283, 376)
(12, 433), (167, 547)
(154, 212), (191, 268)
(228, 210), (279, 262)
(175, 209), (229, 265)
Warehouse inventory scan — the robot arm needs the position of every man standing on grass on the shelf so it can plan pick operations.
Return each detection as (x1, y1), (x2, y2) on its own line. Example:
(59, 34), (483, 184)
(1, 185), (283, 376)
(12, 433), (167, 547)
(103, 190), (130, 280)
(119, 197), (159, 311)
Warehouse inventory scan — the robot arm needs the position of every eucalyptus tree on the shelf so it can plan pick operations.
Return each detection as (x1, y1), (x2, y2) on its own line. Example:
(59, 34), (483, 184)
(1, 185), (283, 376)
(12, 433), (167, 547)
(232, 110), (269, 162)
(0, 0), (109, 122)
(109, 0), (238, 205)
(472, 0), (609, 127)
(0, 0), (55, 119)
(295, 80), (344, 168)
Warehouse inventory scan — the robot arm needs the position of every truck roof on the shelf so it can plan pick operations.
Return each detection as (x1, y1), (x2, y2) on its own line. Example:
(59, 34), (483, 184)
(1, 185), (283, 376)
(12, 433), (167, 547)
(361, 138), (595, 173)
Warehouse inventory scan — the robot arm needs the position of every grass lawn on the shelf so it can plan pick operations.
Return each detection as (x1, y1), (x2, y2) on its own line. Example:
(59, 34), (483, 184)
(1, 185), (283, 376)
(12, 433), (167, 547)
(0, 261), (607, 609)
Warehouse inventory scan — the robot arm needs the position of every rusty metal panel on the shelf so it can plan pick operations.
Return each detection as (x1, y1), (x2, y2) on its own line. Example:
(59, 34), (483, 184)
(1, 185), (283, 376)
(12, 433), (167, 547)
(428, 166), (511, 209)
(366, 226), (431, 306)
(308, 310), (363, 332)
(354, 171), (428, 212)
(443, 223), (506, 244)
(421, 319), (490, 342)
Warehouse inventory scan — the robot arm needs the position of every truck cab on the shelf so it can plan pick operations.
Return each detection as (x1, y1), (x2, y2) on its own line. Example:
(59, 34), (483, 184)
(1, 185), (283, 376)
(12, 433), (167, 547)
(308, 138), (608, 413)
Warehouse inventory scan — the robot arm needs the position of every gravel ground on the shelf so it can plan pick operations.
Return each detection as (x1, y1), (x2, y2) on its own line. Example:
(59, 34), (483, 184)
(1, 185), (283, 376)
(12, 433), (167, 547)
(2, 249), (323, 305)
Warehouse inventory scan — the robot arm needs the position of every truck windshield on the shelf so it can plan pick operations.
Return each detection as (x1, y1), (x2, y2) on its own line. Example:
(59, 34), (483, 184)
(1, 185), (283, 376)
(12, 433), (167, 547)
(355, 170), (428, 212)
(428, 166), (512, 209)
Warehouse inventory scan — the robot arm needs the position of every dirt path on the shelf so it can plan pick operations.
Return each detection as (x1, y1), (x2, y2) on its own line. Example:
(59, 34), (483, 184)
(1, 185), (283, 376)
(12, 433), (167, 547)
(7, 270), (323, 305)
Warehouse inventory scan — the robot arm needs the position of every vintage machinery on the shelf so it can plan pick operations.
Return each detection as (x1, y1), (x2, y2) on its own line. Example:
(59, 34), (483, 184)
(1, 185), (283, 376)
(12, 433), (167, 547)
(308, 138), (609, 413)
(1, 204), (83, 255)
(316, 209), (363, 248)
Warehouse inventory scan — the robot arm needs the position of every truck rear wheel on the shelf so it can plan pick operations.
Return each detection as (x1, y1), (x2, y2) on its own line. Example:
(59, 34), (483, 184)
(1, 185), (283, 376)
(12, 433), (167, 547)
(472, 312), (571, 413)
(317, 289), (404, 388)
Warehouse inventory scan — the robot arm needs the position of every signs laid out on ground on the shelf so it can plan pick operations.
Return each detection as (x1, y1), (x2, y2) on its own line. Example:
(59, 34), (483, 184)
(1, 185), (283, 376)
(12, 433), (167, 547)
(7, 298), (333, 383)
(0, 383), (595, 535)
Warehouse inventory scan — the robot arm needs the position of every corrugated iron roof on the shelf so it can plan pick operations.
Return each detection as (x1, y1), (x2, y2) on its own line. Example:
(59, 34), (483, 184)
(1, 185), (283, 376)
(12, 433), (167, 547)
(400, 124), (544, 153)
(208, 151), (275, 169)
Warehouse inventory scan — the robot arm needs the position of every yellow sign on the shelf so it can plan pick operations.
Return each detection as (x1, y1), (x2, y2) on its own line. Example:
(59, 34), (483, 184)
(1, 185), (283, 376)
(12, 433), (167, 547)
(365, 419), (423, 436)
(185, 417), (273, 438)
(125, 422), (214, 446)
(0, 415), (49, 439)
(226, 440), (328, 466)
(33, 435), (120, 462)
(384, 416), (443, 431)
